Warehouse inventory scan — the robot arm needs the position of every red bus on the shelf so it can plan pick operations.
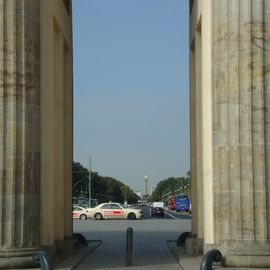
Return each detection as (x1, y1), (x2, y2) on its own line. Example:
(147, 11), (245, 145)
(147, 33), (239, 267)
(168, 196), (176, 210)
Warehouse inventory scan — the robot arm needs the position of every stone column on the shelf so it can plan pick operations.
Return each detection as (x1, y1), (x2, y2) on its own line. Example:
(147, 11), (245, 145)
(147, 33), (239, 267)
(0, 0), (41, 268)
(190, 46), (199, 237)
(212, 0), (270, 267)
(201, 0), (214, 246)
(189, 0), (205, 255)
(188, 31), (204, 255)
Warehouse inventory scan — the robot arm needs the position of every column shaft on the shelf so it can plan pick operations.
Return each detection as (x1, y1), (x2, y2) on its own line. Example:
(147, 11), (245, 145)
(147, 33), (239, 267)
(212, 0), (270, 267)
(0, 0), (41, 268)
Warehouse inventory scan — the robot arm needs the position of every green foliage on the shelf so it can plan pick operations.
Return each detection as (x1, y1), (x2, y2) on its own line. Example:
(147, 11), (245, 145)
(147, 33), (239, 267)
(72, 161), (139, 204)
(150, 171), (191, 202)
(72, 162), (89, 194)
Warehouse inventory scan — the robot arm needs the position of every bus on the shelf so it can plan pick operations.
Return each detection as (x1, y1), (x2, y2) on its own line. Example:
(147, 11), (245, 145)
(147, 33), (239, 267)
(175, 194), (190, 212)
(168, 196), (176, 210)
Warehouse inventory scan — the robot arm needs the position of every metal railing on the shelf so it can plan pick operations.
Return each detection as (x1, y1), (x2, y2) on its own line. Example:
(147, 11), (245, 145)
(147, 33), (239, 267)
(73, 233), (88, 246)
(177, 232), (192, 247)
(32, 251), (53, 270)
(200, 249), (222, 270)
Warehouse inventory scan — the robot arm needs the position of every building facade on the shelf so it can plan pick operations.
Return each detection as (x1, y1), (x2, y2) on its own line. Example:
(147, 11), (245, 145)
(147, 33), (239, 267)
(0, 0), (269, 268)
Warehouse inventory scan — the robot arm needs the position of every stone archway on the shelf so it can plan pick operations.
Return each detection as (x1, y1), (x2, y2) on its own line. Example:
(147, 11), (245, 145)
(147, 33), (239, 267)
(1, 0), (270, 268)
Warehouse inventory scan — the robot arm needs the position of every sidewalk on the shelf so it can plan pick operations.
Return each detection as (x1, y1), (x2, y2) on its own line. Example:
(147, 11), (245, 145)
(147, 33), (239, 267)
(54, 219), (192, 270)
(55, 241), (102, 270)
(50, 235), (263, 270)
(167, 240), (201, 270)
(166, 241), (266, 270)
(74, 239), (182, 269)
(55, 237), (182, 270)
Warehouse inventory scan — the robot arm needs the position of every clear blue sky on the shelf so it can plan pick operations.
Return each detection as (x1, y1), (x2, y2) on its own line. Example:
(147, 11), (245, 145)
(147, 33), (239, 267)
(73, 0), (189, 194)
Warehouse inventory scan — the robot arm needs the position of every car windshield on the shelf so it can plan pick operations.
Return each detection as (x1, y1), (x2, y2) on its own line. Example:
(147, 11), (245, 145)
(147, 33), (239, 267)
(178, 197), (188, 202)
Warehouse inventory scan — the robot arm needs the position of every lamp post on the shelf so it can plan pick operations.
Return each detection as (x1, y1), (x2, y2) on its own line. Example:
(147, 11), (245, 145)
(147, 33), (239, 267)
(89, 154), (91, 207)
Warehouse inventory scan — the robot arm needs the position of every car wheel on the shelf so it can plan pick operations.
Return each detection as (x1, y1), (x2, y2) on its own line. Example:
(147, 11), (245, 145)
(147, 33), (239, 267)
(80, 214), (87, 220)
(94, 213), (103, 220)
(128, 213), (136, 220)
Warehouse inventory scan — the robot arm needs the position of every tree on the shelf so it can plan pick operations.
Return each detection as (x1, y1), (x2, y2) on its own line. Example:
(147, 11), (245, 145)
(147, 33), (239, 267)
(150, 173), (192, 202)
(72, 162), (89, 196)
(72, 161), (139, 204)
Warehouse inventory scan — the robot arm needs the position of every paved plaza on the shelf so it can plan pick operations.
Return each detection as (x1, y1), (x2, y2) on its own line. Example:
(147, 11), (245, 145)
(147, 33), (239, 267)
(71, 215), (191, 270)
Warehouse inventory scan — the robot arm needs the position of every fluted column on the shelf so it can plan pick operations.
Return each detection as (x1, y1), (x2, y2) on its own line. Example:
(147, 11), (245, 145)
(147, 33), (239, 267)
(0, 0), (41, 268)
(212, 0), (270, 267)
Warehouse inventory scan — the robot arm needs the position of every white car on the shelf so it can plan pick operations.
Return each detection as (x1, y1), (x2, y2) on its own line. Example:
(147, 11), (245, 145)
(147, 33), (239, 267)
(73, 206), (90, 220)
(90, 203), (143, 220)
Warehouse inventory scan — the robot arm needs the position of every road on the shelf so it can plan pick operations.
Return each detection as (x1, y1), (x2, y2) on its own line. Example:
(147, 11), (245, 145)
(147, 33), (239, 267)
(73, 206), (191, 269)
(138, 206), (191, 220)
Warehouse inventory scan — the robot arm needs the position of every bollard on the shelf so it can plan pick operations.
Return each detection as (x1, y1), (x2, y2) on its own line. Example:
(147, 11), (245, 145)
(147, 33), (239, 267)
(200, 249), (222, 270)
(32, 251), (53, 270)
(126, 227), (133, 266)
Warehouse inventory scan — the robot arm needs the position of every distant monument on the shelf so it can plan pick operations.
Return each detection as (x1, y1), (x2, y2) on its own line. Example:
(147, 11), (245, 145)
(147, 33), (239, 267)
(141, 174), (150, 205)
(144, 174), (148, 195)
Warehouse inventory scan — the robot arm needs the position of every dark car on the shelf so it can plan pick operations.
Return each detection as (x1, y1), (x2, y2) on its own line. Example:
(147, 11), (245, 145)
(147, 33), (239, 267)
(151, 207), (164, 217)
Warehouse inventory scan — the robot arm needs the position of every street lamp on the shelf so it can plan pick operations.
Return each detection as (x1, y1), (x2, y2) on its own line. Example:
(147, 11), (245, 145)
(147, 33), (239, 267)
(89, 154), (91, 207)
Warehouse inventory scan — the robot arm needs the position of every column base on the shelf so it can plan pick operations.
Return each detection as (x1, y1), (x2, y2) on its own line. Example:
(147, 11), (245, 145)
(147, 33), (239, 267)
(0, 238), (76, 269)
(185, 236), (204, 255)
(223, 255), (270, 268)
(204, 242), (270, 268)
(54, 236), (76, 257)
(0, 248), (40, 269)
(42, 236), (76, 265)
